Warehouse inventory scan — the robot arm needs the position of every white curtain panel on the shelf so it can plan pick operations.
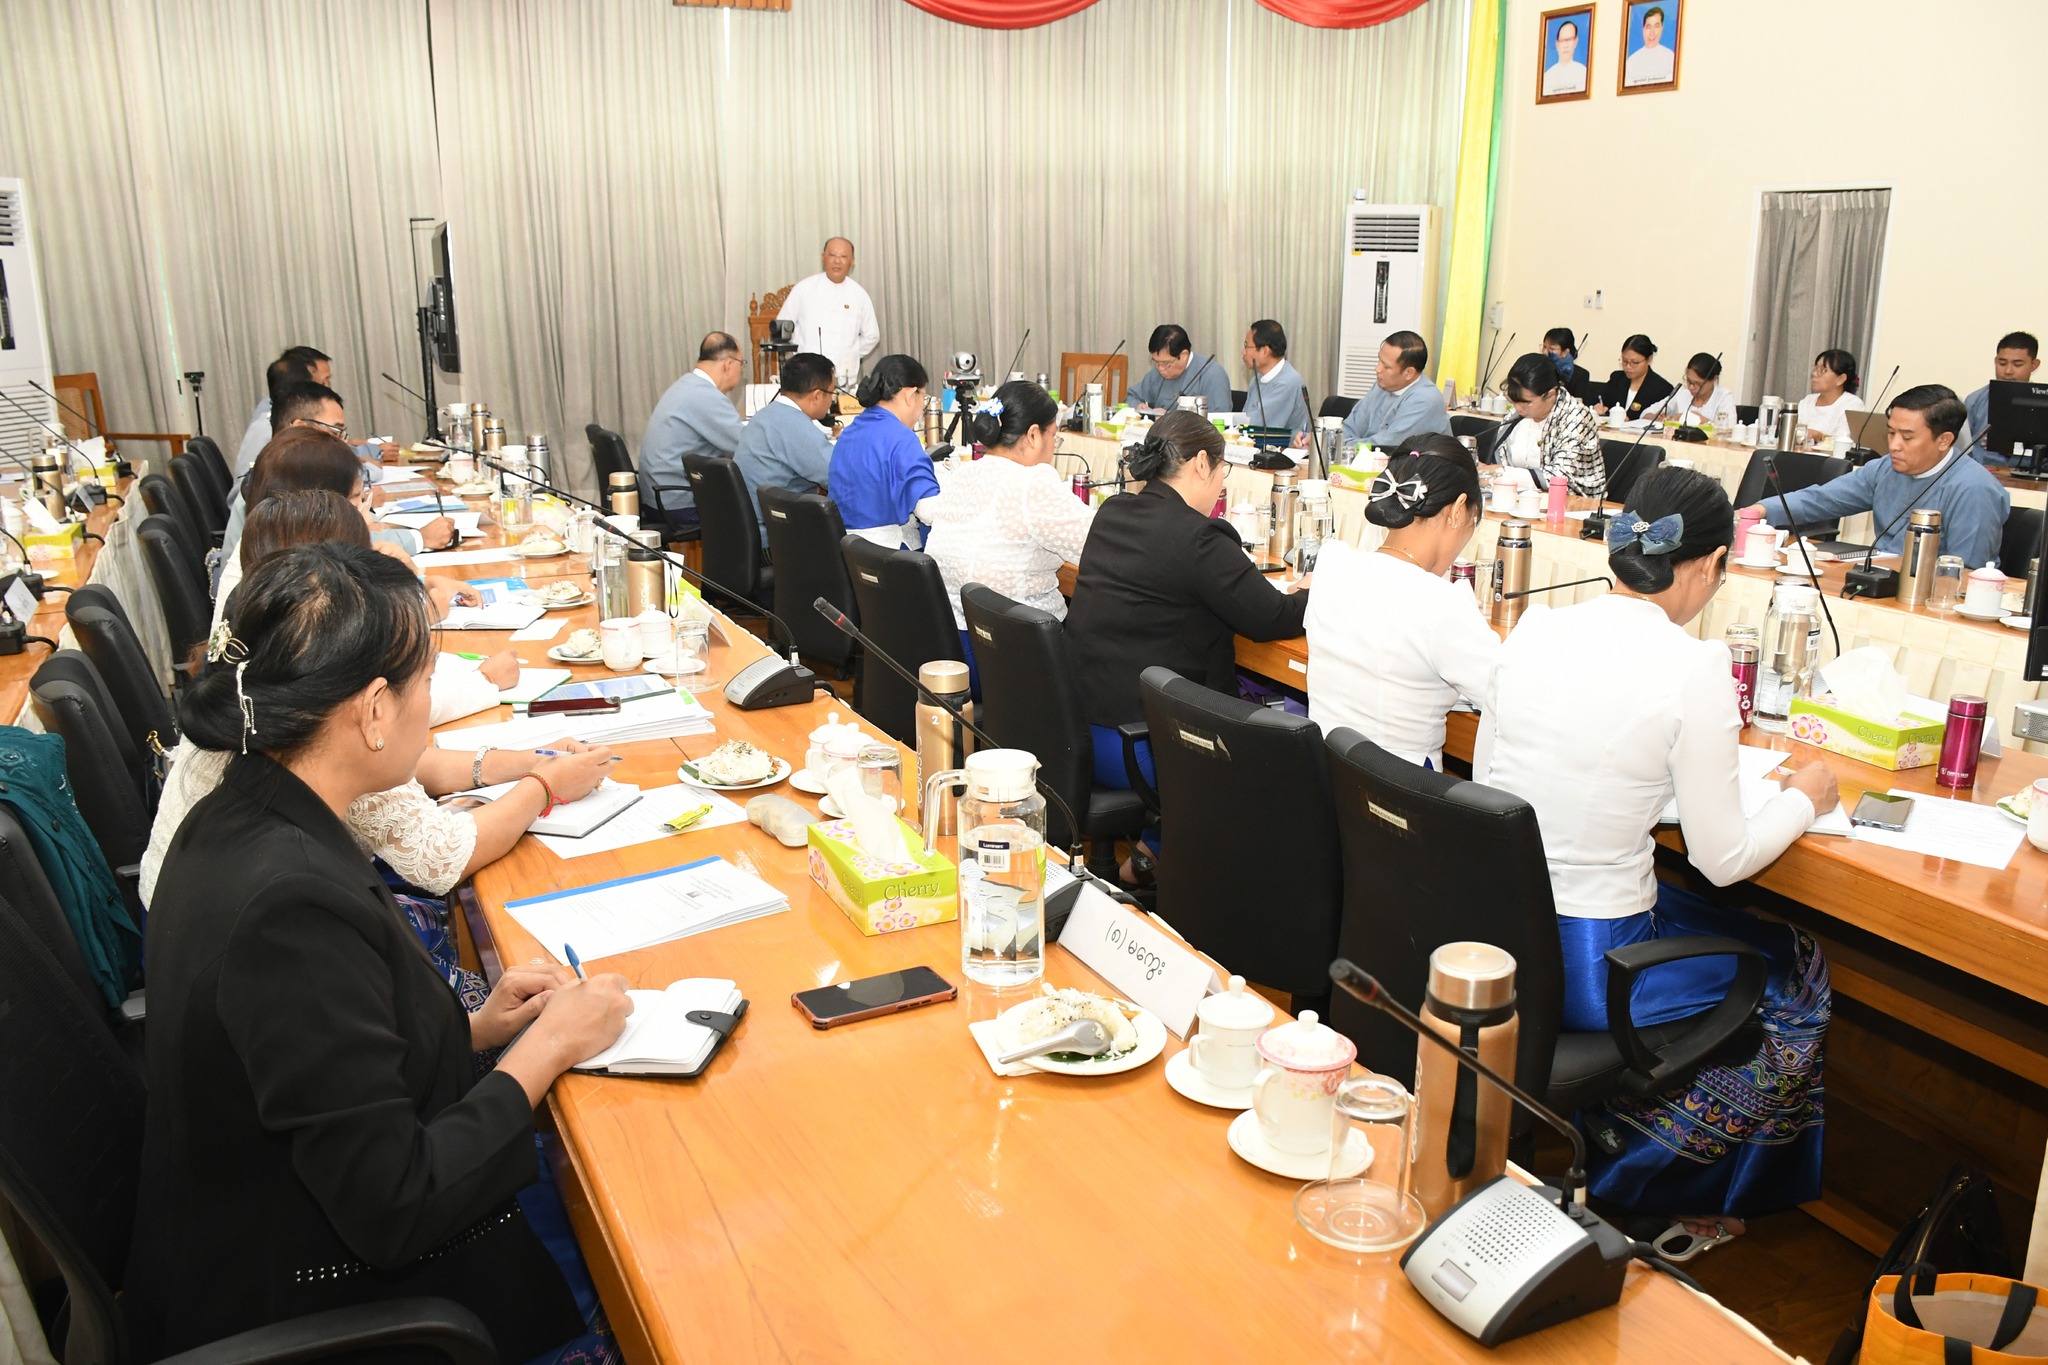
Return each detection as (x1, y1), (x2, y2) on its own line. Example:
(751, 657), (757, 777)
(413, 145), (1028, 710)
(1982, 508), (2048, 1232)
(1743, 187), (1892, 406)
(3, 0), (1470, 491)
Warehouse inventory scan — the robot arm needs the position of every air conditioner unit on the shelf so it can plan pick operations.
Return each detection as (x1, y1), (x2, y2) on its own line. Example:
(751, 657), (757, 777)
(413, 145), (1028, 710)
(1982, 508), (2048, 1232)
(1336, 201), (1440, 399)
(0, 177), (56, 461)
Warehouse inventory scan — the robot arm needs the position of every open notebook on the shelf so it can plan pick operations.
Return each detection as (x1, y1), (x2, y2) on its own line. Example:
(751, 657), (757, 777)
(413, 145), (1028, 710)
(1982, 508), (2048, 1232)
(574, 979), (745, 1076)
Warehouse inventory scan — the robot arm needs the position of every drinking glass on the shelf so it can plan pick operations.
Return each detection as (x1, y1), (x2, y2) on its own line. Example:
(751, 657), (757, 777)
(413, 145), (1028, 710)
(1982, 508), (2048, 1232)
(855, 744), (905, 817)
(1930, 555), (1965, 614)
(671, 617), (715, 689)
(1294, 1074), (1428, 1253)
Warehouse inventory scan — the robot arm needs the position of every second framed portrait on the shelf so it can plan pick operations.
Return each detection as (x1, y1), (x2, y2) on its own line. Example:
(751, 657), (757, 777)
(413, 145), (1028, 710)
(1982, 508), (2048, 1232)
(1537, 5), (1595, 104)
(1619, 0), (1682, 94)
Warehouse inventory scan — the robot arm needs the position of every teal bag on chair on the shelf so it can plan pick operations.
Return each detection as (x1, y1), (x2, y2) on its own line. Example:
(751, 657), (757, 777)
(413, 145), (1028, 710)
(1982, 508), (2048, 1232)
(0, 727), (140, 1008)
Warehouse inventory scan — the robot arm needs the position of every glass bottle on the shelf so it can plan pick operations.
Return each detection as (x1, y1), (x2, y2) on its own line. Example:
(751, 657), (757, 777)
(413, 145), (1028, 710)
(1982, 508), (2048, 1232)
(923, 749), (1047, 988)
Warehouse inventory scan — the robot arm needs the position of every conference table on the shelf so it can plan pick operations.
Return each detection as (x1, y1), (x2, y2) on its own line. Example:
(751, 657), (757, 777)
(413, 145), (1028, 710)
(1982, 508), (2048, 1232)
(413, 494), (1789, 1361)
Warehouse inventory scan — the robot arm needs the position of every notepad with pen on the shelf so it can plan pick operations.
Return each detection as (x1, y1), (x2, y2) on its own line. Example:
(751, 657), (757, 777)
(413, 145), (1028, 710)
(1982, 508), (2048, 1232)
(573, 979), (749, 1077)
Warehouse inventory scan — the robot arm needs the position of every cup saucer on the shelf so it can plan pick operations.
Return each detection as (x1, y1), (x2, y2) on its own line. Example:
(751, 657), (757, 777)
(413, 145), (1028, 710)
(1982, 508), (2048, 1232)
(1165, 1049), (1255, 1111)
(1731, 556), (1781, 570)
(1227, 1109), (1372, 1181)
(789, 770), (830, 795)
(1957, 603), (2008, 621)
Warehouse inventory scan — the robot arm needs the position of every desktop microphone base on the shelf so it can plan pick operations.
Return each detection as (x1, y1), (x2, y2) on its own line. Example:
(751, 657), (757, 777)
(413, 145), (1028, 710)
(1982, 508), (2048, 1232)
(1400, 1176), (1631, 1347)
(1842, 564), (1900, 599)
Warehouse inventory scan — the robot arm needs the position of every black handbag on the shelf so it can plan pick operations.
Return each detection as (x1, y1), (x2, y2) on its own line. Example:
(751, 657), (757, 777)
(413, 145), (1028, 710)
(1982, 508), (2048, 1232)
(1828, 1162), (2013, 1365)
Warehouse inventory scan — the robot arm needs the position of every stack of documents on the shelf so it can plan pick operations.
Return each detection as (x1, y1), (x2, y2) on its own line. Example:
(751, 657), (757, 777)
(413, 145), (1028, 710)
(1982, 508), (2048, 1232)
(433, 689), (715, 750)
(506, 856), (789, 962)
(437, 599), (546, 631)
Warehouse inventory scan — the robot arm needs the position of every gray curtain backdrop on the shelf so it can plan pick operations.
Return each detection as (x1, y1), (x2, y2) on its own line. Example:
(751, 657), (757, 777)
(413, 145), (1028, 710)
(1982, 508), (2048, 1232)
(1, 0), (1468, 494)
(1742, 188), (1892, 405)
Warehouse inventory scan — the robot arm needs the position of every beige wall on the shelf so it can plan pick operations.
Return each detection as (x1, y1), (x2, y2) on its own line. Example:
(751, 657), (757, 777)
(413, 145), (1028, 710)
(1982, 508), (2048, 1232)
(1485, 0), (2048, 405)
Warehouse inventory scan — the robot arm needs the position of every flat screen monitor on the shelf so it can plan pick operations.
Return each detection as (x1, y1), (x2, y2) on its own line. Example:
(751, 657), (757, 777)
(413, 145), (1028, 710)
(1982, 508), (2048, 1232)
(1988, 380), (2048, 462)
(429, 224), (460, 376)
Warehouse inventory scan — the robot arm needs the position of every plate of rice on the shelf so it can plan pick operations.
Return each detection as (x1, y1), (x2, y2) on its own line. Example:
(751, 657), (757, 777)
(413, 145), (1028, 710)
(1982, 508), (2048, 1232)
(993, 987), (1167, 1076)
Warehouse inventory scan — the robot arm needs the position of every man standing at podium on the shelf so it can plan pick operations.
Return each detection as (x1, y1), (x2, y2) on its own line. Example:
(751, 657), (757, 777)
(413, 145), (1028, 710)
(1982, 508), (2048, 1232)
(781, 237), (880, 390)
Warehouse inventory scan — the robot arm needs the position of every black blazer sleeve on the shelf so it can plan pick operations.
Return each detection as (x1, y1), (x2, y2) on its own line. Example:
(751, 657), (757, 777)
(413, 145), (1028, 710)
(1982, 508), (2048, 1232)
(219, 872), (537, 1272)
(1598, 371), (1629, 410)
(1188, 519), (1309, 641)
(1629, 370), (1675, 418)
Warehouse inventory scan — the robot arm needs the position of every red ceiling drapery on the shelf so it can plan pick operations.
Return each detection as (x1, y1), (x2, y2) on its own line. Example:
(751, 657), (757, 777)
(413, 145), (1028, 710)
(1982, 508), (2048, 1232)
(903, 0), (1431, 29)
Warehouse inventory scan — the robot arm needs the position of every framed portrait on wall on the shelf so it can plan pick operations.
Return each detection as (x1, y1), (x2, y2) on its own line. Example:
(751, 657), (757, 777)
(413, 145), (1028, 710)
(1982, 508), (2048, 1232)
(1619, 0), (1682, 94)
(1537, 5), (1595, 104)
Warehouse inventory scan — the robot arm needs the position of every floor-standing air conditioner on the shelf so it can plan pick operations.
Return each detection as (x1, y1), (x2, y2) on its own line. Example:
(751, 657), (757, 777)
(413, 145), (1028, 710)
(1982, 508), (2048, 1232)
(0, 177), (56, 461)
(1336, 200), (1440, 399)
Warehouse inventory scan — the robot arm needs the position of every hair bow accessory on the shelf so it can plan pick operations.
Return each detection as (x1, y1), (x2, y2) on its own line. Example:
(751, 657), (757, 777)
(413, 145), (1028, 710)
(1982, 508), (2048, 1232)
(1605, 512), (1685, 556)
(972, 397), (1004, 418)
(1369, 472), (1428, 509)
(206, 621), (249, 665)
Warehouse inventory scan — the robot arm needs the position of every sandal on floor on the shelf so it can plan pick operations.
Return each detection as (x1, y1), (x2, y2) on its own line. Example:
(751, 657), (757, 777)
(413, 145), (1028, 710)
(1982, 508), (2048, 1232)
(1650, 1219), (1737, 1263)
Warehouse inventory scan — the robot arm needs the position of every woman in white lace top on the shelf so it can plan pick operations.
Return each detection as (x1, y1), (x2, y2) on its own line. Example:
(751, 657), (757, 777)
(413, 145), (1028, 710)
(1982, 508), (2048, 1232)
(924, 380), (1095, 632)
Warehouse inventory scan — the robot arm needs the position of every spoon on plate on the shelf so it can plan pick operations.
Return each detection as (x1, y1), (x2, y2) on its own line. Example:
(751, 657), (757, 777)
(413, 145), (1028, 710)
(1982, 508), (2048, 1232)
(997, 1019), (1111, 1066)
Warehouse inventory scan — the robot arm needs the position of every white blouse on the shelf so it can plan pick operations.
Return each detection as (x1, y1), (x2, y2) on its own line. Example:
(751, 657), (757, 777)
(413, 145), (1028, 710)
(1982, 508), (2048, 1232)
(1473, 594), (1813, 920)
(139, 742), (478, 907)
(925, 455), (1095, 626)
(1644, 382), (1739, 430)
(1305, 542), (1500, 769)
(1798, 391), (1866, 443)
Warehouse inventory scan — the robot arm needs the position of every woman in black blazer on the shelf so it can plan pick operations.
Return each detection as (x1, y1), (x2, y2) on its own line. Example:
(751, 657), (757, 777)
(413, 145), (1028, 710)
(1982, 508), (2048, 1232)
(1066, 411), (1309, 857)
(1594, 333), (1676, 419)
(129, 543), (632, 1361)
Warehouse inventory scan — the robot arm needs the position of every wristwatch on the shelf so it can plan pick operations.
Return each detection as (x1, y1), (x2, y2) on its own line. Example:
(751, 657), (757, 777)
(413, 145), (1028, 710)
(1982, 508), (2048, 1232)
(472, 746), (494, 789)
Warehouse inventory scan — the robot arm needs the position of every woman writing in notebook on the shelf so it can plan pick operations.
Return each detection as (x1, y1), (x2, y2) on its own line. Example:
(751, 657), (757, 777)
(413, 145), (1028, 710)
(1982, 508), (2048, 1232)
(133, 541), (633, 1362)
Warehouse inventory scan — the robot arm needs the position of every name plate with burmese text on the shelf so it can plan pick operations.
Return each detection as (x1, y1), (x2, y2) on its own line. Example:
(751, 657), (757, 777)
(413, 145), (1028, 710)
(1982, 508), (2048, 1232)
(1057, 884), (1221, 1038)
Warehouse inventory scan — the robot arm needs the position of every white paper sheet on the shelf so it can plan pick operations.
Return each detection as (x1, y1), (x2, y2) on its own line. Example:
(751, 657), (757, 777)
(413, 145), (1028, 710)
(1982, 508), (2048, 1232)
(510, 617), (567, 643)
(1656, 744), (1853, 835)
(416, 546), (521, 568)
(498, 667), (572, 704)
(1848, 789), (2028, 870)
(504, 856), (787, 963)
(533, 782), (746, 858)
(436, 601), (545, 631)
(382, 509), (484, 538)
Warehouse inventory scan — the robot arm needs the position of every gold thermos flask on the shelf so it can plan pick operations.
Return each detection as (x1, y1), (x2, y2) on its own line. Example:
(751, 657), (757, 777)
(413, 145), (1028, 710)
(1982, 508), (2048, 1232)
(1409, 942), (1520, 1219)
(1490, 519), (1532, 628)
(1899, 509), (1943, 608)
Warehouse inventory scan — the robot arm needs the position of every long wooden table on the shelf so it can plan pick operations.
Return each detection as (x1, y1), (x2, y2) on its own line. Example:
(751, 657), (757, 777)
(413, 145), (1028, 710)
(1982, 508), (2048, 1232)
(415, 499), (1789, 1361)
(1, 478), (133, 721)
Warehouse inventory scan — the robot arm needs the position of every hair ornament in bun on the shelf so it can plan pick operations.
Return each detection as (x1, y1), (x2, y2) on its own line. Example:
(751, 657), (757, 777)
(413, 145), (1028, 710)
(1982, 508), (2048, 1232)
(206, 620), (249, 665)
(1605, 512), (1684, 556)
(1369, 472), (1428, 509)
(972, 396), (1004, 418)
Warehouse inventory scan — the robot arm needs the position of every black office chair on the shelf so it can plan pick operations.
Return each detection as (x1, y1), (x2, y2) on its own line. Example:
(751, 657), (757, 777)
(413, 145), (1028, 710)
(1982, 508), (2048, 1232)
(1133, 666), (1341, 1012)
(2000, 506), (2045, 576)
(958, 585), (1147, 880)
(136, 473), (208, 589)
(1449, 414), (1498, 440)
(32, 653), (153, 913)
(186, 433), (233, 506)
(841, 536), (963, 745)
(66, 584), (177, 761)
(0, 888), (496, 1365)
(1599, 438), (1665, 504)
(1736, 404), (1761, 427)
(138, 515), (212, 673)
(0, 808), (116, 1031)
(585, 423), (636, 492)
(760, 486), (858, 674)
(1732, 450), (1850, 540)
(1230, 388), (1248, 412)
(171, 451), (226, 542)
(683, 454), (771, 612)
(1323, 731), (1766, 1152)
(1318, 395), (1358, 422)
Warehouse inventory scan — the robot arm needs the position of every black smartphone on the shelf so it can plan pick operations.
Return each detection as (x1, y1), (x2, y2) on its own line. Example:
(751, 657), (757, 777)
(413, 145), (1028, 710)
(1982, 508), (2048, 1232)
(527, 696), (622, 717)
(792, 966), (957, 1029)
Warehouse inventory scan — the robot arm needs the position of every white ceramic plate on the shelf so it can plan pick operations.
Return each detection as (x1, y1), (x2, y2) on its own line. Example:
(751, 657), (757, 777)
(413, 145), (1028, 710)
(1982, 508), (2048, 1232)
(1226, 1109), (1372, 1181)
(518, 588), (595, 610)
(642, 655), (708, 678)
(546, 644), (606, 665)
(675, 757), (791, 792)
(1995, 793), (2031, 826)
(992, 999), (1168, 1077)
(1957, 604), (2007, 621)
(1730, 556), (1781, 570)
(1164, 1048), (1254, 1111)
(2002, 615), (2033, 631)
(788, 769), (830, 796)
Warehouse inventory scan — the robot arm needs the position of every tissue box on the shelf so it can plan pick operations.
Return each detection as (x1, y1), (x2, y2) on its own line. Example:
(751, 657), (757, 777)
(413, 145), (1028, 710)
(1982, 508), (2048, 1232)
(806, 818), (959, 936)
(1787, 697), (1946, 770)
(24, 522), (82, 560)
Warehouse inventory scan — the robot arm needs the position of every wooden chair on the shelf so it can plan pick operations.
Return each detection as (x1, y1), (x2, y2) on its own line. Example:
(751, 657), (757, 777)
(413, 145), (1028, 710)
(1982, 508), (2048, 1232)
(746, 285), (796, 385)
(52, 372), (188, 463)
(1058, 352), (1129, 407)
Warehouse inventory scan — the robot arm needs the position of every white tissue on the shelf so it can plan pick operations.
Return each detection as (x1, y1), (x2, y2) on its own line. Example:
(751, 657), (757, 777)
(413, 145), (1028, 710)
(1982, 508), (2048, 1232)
(825, 763), (911, 863)
(1816, 646), (1913, 724)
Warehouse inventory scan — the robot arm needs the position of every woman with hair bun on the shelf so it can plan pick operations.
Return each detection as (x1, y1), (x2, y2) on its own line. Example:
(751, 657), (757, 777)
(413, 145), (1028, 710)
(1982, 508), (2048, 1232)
(1798, 348), (1865, 447)
(1594, 333), (1674, 419)
(1477, 466), (1840, 1258)
(1304, 435), (1498, 770)
(131, 542), (632, 1361)
(924, 378), (1094, 638)
(1067, 411), (1308, 874)
(829, 353), (940, 548)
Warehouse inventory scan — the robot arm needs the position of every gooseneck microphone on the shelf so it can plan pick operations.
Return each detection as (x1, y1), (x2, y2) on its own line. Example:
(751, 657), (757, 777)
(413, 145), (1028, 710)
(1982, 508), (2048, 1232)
(811, 595), (1142, 913)
(1001, 328), (1032, 383)
(1475, 330), (1516, 404)
(1580, 356), (1714, 542)
(1849, 365), (1901, 461)
(1502, 575), (1613, 602)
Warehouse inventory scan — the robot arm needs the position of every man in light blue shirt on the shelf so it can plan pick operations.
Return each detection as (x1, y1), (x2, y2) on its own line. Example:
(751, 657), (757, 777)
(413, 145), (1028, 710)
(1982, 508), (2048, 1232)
(1964, 330), (2040, 467)
(639, 332), (745, 527)
(1240, 318), (1310, 435)
(1128, 325), (1234, 415)
(235, 347), (327, 478)
(1338, 330), (1452, 452)
(1758, 384), (2010, 568)
(734, 351), (835, 545)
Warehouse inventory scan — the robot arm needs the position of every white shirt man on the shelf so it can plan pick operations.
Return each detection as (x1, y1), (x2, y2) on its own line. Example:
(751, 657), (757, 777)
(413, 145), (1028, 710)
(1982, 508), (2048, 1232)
(1623, 6), (1675, 86)
(1542, 22), (1587, 96)
(779, 237), (880, 389)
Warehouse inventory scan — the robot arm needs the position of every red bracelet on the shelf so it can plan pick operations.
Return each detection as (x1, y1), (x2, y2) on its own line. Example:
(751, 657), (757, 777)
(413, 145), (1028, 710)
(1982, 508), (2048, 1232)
(523, 772), (559, 815)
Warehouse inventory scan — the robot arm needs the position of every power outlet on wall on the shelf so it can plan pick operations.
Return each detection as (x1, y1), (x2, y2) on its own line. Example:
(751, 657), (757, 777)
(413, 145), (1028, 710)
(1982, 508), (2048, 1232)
(1486, 302), (1505, 328)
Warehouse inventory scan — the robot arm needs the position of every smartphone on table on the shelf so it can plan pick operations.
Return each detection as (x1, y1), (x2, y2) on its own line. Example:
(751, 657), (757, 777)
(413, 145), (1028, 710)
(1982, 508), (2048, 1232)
(792, 966), (957, 1028)
(1849, 791), (1914, 832)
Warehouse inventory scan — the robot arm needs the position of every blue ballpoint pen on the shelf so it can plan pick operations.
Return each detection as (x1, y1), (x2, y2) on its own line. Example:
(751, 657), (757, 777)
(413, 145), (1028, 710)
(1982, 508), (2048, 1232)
(564, 943), (586, 980)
